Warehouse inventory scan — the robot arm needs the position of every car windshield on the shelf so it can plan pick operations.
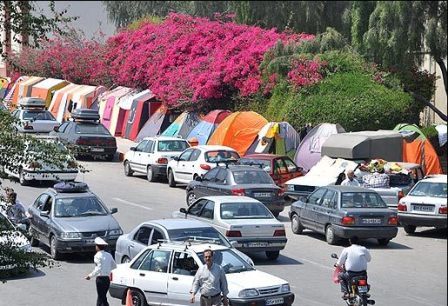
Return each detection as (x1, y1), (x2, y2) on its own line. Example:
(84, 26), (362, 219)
(220, 202), (273, 219)
(409, 182), (447, 198)
(168, 227), (231, 247)
(232, 170), (273, 184)
(22, 110), (55, 121)
(0, 213), (14, 231)
(205, 150), (240, 163)
(341, 192), (387, 208)
(197, 249), (254, 273)
(238, 159), (271, 172)
(158, 140), (189, 152)
(54, 197), (108, 217)
(74, 123), (110, 135)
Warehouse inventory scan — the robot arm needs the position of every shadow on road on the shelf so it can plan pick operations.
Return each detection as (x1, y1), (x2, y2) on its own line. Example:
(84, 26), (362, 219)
(249, 253), (303, 266)
(1, 268), (46, 282)
(406, 228), (447, 239)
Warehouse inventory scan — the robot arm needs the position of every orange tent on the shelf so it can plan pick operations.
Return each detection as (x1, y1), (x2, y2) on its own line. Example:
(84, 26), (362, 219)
(15, 76), (44, 105)
(402, 139), (443, 175)
(208, 111), (268, 156)
(30, 78), (69, 107)
(49, 83), (79, 118)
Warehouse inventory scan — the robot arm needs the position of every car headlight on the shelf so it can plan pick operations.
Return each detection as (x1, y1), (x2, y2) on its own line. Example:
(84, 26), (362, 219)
(108, 229), (123, 236)
(280, 284), (290, 293)
(60, 232), (82, 239)
(287, 184), (294, 191)
(238, 289), (259, 298)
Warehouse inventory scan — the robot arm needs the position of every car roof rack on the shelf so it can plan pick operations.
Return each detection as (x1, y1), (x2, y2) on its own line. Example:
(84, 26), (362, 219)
(52, 181), (89, 193)
(18, 97), (46, 109)
(214, 159), (239, 168)
(71, 109), (100, 121)
(156, 237), (222, 250)
(240, 161), (264, 169)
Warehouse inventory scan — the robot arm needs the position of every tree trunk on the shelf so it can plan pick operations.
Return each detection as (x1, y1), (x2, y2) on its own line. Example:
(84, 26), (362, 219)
(18, 1), (30, 47)
(405, 88), (448, 122)
(435, 57), (447, 96)
(2, 0), (12, 76)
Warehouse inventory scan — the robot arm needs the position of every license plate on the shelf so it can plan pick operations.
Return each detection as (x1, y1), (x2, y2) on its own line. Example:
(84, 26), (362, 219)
(254, 192), (271, 198)
(247, 242), (269, 248)
(412, 204), (434, 212)
(91, 147), (105, 152)
(266, 298), (284, 305)
(362, 218), (382, 224)
(85, 239), (95, 244)
(358, 286), (368, 293)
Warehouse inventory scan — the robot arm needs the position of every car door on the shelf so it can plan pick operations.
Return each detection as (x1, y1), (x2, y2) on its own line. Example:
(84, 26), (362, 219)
(185, 149), (201, 182)
(185, 199), (209, 220)
(130, 226), (153, 259)
(176, 149), (195, 181)
(300, 188), (327, 231)
(211, 169), (229, 196)
(130, 249), (171, 305)
(149, 228), (164, 245)
(55, 122), (71, 142)
(139, 140), (154, 170)
(28, 194), (50, 241)
(187, 200), (215, 226)
(283, 157), (301, 182)
(273, 158), (289, 186)
(194, 167), (220, 198)
(32, 194), (54, 246)
(314, 189), (337, 234)
(167, 251), (200, 305)
(131, 140), (149, 173)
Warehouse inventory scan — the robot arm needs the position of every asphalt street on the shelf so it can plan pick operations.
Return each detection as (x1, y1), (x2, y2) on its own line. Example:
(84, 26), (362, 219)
(1, 159), (446, 306)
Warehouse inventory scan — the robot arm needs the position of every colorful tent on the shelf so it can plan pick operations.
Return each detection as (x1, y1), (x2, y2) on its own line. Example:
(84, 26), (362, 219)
(57, 84), (87, 122)
(100, 86), (134, 131)
(15, 76), (44, 105)
(162, 111), (202, 138)
(186, 110), (232, 145)
(395, 123), (443, 175)
(30, 78), (69, 107)
(120, 89), (159, 141)
(0, 77), (9, 98)
(49, 83), (80, 120)
(208, 111), (268, 156)
(246, 121), (301, 159)
(99, 86), (129, 128)
(294, 123), (345, 172)
(136, 105), (171, 141)
(3, 76), (29, 108)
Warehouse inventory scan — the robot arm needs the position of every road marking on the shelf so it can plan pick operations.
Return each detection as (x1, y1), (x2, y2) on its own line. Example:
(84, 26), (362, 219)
(112, 197), (153, 211)
(299, 257), (332, 270)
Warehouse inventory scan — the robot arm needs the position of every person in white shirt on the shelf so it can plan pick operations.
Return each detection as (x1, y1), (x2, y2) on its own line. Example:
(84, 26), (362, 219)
(85, 237), (117, 306)
(336, 237), (371, 299)
(341, 170), (361, 187)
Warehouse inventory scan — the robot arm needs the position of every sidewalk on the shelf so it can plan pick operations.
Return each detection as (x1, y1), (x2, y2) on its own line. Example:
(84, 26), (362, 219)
(116, 137), (137, 160)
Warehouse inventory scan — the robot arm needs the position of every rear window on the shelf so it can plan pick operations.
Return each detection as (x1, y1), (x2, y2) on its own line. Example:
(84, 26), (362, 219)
(239, 159), (271, 172)
(74, 123), (110, 135)
(22, 110), (55, 121)
(232, 170), (273, 184)
(168, 227), (230, 247)
(158, 140), (189, 152)
(205, 150), (240, 163)
(341, 192), (387, 208)
(409, 182), (447, 198)
(220, 202), (273, 219)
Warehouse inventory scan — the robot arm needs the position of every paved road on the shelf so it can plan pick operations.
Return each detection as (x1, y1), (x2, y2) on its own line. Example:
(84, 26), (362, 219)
(1, 159), (446, 306)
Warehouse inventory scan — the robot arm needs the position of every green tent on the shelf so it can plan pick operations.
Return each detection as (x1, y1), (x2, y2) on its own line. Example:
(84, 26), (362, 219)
(394, 123), (427, 140)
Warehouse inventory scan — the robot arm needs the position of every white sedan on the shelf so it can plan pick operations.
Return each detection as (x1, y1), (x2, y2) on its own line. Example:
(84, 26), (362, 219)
(166, 145), (240, 187)
(173, 196), (287, 260)
(398, 174), (447, 234)
(109, 242), (294, 306)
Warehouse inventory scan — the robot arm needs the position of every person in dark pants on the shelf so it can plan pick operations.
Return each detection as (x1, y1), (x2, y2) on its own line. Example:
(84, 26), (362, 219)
(85, 237), (117, 306)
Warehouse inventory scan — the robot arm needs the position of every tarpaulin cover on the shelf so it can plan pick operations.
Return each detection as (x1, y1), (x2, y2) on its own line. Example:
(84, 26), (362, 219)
(136, 105), (170, 141)
(186, 110), (231, 145)
(30, 78), (69, 107)
(208, 111), (268, 156)
(402, 139), (443, 175)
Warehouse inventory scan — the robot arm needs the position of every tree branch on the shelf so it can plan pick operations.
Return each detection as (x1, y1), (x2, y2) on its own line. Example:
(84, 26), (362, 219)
(404, 87), (447, 122)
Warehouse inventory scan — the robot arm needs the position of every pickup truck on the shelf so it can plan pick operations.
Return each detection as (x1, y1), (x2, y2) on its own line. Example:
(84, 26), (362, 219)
(285, 156), (424, 210)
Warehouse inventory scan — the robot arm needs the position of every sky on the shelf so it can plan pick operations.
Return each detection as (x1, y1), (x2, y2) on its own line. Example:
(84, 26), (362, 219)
(35, 1), (117, 38)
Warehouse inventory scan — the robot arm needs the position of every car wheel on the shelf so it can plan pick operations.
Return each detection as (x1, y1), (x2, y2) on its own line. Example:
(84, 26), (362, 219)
(146, 166), (156, 182)
(378, 238), (390, 246)
(29, 228), (39, 247)
(403, 225), (417, 234)
(291, 214), (304, 234)
(124, 161), (133, 177)
(19, 170), (29, 186)
(325, 225), (338, 245)
(168, 169), (176, 187)
(122, 256), (131, 264)
(50, 235), (62, 260)
(131, 289), (147, 306)
(186, 191), (197, 206)
(266, 251), (280, 260)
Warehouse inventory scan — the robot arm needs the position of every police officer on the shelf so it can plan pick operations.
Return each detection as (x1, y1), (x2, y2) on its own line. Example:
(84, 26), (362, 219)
(85, 237), (117, 306)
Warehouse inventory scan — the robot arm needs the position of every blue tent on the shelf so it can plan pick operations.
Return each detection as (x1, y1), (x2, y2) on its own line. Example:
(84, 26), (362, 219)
(186, 110), (231, 145)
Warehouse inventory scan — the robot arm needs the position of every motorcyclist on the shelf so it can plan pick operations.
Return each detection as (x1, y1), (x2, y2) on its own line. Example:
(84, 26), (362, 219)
(336, 236), (371, 300)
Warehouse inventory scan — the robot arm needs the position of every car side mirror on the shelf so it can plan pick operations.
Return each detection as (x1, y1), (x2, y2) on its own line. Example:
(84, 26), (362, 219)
(110, 208), (118, 214)
(331, 253), (338, 259)
(172, 156), (179, 161)
(40, 211), (49, 217)
(53, 126), (59, 132)
(180, 208), (187, 214)
(130, 147), (136, 151)
(230, 240), (237, 247)
(195, 176), (202, 182)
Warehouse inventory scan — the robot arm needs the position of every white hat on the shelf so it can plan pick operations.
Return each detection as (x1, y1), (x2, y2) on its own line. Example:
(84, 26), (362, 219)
(94, 237), (108, 245)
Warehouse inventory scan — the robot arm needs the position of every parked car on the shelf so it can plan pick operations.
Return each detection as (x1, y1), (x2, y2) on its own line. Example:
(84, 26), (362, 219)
(109, 242), (295, 306)
(285, 156), (423, 210)
(398, 175), (447, 234)
(167, 145), (240, 187)
(239, 154), (303, 187)
(174, 196), (287, 260)
(123, 136), (190, 182)
(186, 165), (285, 217)
(289, 186), (398, 245)
(12, 98), (60, 133)
(50, 109), (117, 161)
(115, 218), (253, 266)
(2, 135), (78, 186)
(27, 182), (122, 260)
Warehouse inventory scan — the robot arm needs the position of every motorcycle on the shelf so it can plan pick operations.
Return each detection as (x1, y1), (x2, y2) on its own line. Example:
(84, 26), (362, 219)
(331, 253), (375, 306)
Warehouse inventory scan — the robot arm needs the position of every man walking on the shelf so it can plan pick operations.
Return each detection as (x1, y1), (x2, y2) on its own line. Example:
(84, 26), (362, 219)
(191, 249), (229, 306)
(85, 237), (117, 306)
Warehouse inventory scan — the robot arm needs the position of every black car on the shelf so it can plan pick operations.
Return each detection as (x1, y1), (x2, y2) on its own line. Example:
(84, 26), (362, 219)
(50, 109), (117, 160)
(186, 165), (285, 217)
